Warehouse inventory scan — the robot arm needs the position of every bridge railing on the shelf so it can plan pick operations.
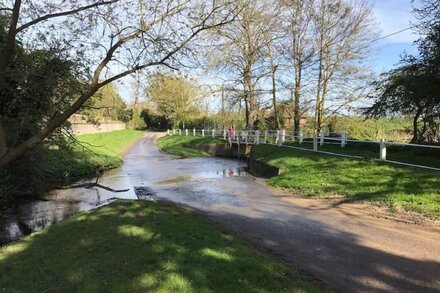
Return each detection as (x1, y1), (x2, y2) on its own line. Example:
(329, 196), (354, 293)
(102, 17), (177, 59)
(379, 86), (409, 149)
(166, 128), (440, 171)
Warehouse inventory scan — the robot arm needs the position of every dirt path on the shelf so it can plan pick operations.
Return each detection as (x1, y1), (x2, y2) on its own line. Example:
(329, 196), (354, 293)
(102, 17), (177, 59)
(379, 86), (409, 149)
(126, 132), (440, 292)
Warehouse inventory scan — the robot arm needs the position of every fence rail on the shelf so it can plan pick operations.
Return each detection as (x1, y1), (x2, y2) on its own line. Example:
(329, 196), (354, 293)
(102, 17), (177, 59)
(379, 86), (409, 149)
(167, 128), (440, 171)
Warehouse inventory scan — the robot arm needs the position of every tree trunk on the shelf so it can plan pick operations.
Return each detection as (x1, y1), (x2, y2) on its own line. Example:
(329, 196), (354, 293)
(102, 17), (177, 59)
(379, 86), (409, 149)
(0, 86), (99, 168)
(271, 63), (279, 130)
(0, 119), (6, 158)
(411, 109), (421, 143)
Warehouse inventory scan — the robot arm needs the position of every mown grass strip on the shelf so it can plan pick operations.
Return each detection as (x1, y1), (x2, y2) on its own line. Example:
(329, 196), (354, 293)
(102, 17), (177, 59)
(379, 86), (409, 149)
(0, 200), (324, 293)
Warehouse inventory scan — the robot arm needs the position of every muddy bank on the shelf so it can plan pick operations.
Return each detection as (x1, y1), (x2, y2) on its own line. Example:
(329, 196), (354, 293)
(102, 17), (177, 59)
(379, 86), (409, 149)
(193, 143), (279, 178)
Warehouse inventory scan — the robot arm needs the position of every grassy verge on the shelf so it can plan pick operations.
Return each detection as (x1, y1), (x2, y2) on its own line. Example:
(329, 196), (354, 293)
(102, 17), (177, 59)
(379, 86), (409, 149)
(157, 135), (225, 157)
(156, 135), (440, 220)
(43, 129), (145, 186)
(254, 145), (440, 220)
(0, 200), (323, 292)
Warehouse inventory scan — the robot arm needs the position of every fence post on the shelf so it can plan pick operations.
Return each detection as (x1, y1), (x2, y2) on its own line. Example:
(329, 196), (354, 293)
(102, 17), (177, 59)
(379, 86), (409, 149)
(193, 128), (196, 136)
(341, 132), (347, 147)
(275, 130), (279, 144)
(313, 133), (318, 151)
(173, 129), (176, 135)
(379, 138), (387, 160)
(255, 130), (260, 144)
(202, 129), (205, 137)
(299, 131), (303, 144)
(179, 129), (182, 136)
(264, 130), (268, 143)
(278, 130), (283, 146)
(167, 129), (170, 135)
(319, 132), (324, 146)
(185, 129), (188, 136)
(212, 129), (215, 138)
(281, 129), (286, 143)
(223, 129), (226, 140)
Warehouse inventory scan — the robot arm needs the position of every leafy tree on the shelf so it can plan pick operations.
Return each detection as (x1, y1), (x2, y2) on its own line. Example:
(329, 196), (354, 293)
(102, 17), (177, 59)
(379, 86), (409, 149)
(366, 2), (440, 143)
(146, 74), (202, 128)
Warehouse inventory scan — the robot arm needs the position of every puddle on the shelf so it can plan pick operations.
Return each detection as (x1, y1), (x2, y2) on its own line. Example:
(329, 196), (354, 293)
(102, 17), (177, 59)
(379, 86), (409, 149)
(156, 176), (192, 185)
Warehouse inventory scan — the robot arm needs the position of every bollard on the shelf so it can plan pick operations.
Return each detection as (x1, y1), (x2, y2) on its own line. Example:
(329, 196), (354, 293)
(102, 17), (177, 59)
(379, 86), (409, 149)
(264, 130), (268, 143)
(282, 129), (286, 143)
(379, 138), (387, 160)
(299, 131), (303, 144)
(255, 130), (260, 144)
(193, 128), (196, 136)
(167, 129), (170, 135)
(275, 130), (279, 144)
(319, 132), (324, 146)
(313, 133), (318, 151)
(179, 129), (182, 136)
(173, 129), (176, 135)
(278, 131), (282, 146)
(212, 129), (215, 138)
(185, 129), (188, 136)
(202, 129), (205, 137)
(341, 132), (347, 147)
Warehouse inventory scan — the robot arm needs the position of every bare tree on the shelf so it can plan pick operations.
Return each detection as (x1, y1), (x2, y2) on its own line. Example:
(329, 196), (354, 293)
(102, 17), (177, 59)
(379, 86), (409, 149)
(0, 0), (238, 168)
(312, 0), (377, 132)
(209, 0), (278, 128)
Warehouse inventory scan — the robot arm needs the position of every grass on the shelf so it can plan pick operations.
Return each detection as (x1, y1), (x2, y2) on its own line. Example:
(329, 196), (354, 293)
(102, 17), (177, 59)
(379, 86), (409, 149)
(0, 130), (145, 203)
(157, 135), (225, 157)
(0, 200), (323, 292)
(254, 145), (440, 220)
(157, 135), (440, 220)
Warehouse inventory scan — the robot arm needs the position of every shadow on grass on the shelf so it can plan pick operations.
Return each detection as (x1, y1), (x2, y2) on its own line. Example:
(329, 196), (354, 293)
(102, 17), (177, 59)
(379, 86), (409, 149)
(255, 145), (440, 219)
(0, 200), (320, 292)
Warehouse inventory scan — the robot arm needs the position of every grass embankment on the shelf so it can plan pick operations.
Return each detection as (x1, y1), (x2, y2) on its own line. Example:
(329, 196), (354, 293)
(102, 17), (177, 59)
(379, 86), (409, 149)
(43, 129), (145, 186)
(158, 135), (440, 220)
(0, 200), (322, 292)
(157, 135), (225, 157)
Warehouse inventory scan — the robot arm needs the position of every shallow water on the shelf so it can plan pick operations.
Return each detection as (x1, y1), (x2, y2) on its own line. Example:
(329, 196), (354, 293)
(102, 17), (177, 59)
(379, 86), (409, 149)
(0, 136), (247, 244)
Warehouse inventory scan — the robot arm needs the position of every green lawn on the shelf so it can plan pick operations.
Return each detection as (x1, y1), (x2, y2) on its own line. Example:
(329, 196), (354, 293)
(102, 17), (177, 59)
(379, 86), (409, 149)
(0, 200), (323, 293)
(157, 135), (225, 157)
(254, 145), (440, 220)
(157, 135), (440, 220)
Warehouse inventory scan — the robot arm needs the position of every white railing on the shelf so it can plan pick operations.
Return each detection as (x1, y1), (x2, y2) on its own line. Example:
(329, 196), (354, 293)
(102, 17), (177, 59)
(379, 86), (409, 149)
(166, 128), (440, 171)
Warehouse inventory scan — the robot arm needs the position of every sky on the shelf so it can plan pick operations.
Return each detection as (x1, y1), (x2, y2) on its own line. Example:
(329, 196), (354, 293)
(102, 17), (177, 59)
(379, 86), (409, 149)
(366, 0), (420, 72)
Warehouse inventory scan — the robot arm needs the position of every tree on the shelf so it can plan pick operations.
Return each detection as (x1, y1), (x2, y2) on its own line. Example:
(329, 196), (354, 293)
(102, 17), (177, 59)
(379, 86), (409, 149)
(209, 0), (278, 128)
(146, 73), (202, 128)
(312, 0), (376, 132)
(0, 0), (238, 168)
(366, 2), (440, 143)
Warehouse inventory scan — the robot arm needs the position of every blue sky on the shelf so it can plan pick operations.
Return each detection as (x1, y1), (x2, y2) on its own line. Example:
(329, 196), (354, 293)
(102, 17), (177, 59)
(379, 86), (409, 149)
(366, 0), (420, 72)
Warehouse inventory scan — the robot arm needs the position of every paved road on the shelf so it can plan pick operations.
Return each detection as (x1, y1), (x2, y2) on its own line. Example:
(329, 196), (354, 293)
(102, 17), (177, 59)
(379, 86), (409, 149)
(124, 133), (440, 292)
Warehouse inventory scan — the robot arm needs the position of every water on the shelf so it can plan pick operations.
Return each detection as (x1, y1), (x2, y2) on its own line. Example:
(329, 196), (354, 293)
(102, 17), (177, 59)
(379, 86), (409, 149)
(0, 137), (248, 244)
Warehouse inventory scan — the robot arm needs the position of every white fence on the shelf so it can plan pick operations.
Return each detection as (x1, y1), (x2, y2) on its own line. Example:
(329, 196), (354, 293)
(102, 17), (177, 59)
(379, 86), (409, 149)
(167, 128), (440, 171)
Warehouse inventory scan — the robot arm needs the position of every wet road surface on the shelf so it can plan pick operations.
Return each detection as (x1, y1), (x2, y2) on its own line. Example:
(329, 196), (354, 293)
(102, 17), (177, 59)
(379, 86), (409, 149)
(129, 133), (440, 293)
(2, 132), (440, 292)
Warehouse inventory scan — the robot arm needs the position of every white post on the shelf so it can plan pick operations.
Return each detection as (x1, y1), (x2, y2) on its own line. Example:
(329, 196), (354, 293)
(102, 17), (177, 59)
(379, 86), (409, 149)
(341, 132), (347, 147)
(275, 130), (279, 144)
(282, 129), (286, 143)
(313, 133), (318, 151)
(380, 138), (386, 161)
(264, 130), (268, 143)
(299, 131), (303, 144)
(185, 129), (188, 136)
(202, 129), (205, 137)
(278, 130), (282, 146)
(193, 128), (196, 136)
(255, 130), (260, 144)
(179, 129), (182, 136)
(173, 129), (176, 135)
(223, 129), (226, 140)
(319, 132), (324, 146)
(212, 129), (215, 138)
(167, 129), (170, 135)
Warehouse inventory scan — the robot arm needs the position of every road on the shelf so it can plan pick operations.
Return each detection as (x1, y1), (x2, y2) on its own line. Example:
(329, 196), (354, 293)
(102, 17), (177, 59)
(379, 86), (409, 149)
(124, 132), (440, 292)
